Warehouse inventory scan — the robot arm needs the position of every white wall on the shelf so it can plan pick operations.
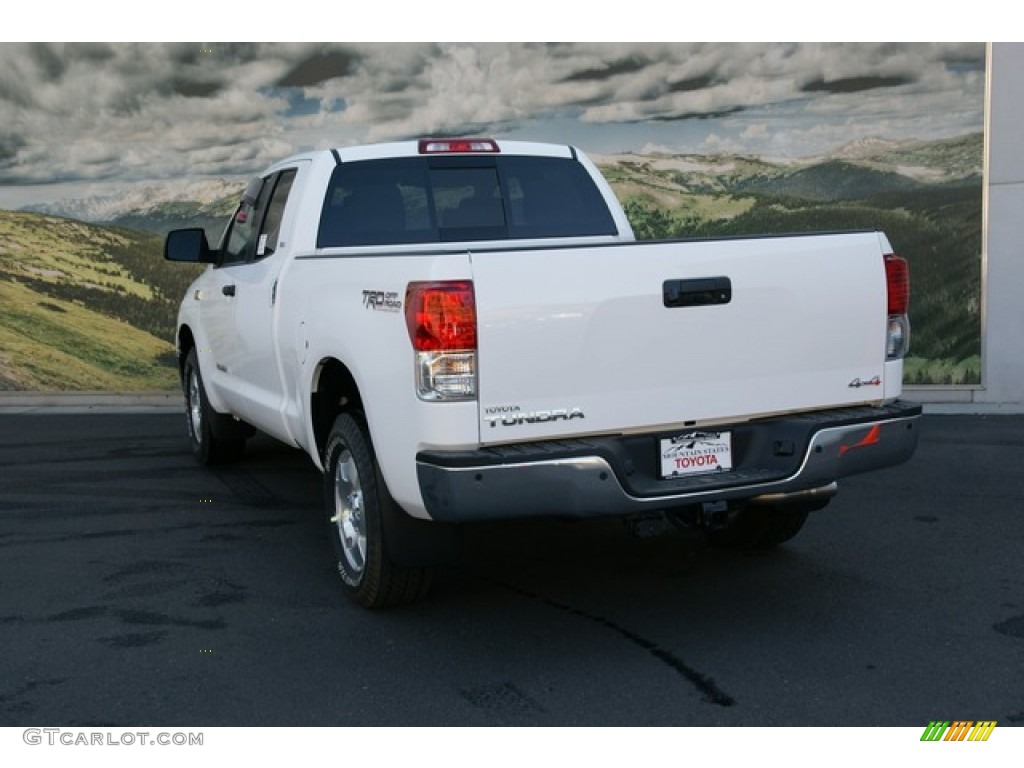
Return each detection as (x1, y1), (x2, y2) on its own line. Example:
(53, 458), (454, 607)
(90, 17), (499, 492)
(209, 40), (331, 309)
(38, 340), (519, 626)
(977, 42), (1024, 406)
(910, 42), (1024, 411)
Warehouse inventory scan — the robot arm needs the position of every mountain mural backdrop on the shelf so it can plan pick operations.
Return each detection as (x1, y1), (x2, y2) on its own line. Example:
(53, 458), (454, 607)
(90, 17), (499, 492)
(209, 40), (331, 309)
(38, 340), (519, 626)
(1, 132), (982, 390)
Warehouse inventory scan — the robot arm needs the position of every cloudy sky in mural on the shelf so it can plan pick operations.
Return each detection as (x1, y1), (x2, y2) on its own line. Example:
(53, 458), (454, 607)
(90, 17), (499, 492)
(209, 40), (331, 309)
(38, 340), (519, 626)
(0, 42), (986, 207)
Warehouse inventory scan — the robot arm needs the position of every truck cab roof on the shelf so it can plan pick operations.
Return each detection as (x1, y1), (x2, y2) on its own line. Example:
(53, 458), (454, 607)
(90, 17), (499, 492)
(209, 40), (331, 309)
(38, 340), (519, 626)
(270, 139), (577, 170)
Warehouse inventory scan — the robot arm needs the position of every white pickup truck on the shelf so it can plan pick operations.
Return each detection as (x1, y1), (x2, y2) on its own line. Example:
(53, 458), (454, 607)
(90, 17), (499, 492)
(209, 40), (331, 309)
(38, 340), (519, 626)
(164, 137), (920, 608)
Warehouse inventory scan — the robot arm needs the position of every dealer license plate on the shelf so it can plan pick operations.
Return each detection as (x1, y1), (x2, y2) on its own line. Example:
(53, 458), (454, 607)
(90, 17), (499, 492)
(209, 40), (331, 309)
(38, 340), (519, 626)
(660, 431), (733, 479)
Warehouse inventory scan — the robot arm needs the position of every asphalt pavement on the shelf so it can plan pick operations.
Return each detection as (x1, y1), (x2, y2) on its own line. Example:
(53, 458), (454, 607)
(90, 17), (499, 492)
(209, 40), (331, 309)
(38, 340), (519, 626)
(0, 410), (1021, 726)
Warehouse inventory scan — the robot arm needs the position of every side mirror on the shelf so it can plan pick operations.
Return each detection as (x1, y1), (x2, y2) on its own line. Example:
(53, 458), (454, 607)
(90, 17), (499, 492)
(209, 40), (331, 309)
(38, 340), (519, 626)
(164, 228), (216, 263)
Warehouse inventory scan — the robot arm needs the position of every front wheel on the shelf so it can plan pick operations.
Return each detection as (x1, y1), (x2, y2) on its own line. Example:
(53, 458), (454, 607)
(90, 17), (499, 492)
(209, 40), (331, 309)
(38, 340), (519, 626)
(323, 413), (433, 608)
(183, 348), (245, 465)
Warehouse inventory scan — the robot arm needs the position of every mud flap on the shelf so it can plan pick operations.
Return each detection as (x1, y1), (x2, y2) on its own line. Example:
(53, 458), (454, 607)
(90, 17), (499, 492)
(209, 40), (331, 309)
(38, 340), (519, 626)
(380, 492), (462, 568)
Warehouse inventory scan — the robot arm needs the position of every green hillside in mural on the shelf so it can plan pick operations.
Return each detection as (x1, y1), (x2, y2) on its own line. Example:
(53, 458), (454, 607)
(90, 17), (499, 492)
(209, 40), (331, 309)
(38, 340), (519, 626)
(0, 211), (200, 390)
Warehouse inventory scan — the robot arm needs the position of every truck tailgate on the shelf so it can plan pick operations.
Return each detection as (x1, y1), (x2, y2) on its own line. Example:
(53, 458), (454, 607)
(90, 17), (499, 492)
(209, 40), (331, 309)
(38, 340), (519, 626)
(471, 231), (889, 445)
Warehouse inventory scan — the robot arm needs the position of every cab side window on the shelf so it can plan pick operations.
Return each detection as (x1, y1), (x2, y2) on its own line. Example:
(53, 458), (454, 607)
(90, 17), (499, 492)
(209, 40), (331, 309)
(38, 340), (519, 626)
(255, 169), (297, 260)
(218, 170), (298, 266)
(220, 177), (272, 266)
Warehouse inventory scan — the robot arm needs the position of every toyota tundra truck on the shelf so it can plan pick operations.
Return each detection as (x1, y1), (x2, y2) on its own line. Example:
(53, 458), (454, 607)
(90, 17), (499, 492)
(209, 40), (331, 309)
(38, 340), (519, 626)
(164, 137), (920, 608)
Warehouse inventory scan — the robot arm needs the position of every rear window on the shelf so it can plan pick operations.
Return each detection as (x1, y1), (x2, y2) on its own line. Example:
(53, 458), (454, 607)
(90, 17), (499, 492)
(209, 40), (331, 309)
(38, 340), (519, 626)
(317, 155), (617, 248)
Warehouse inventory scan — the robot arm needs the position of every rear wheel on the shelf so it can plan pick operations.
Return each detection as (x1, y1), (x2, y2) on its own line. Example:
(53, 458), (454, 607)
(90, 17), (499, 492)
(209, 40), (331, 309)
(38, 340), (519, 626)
(323, 412), (433, 608)
(704, 503), (813, 551)
(183, 348), (245, 465)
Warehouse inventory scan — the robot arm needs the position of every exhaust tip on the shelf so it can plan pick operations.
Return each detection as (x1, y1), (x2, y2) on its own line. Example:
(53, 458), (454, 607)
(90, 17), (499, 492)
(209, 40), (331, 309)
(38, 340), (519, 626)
(748, 482), (838, 507)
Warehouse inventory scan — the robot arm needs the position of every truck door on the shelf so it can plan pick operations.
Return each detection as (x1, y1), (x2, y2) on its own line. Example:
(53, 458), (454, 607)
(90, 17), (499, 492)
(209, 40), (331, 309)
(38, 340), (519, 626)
(210, 164), (304, 443)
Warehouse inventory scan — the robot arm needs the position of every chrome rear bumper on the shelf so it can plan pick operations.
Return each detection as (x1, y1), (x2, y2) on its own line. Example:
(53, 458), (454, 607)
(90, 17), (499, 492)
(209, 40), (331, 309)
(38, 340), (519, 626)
(416, 402), (921, 522)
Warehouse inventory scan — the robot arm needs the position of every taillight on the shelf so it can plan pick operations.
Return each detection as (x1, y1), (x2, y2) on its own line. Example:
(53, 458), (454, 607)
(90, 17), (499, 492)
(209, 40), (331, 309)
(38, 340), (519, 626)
(405, 281), (477, 400)
(405, 281), (477, 351)
(418, 138), (499, 154)
(885, 254), (909, 315)
(884, 254), (910, 359)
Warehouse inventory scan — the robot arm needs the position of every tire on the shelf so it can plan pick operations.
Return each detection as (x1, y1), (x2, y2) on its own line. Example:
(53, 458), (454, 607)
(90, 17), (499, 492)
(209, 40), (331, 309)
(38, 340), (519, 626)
(704, 503), (811, 551)
(182, 348), (245, 466)
(323, 412), (433, 608)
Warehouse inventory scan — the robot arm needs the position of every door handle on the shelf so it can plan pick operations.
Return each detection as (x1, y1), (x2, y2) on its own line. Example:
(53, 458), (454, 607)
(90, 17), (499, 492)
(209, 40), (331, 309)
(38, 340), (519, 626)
(663, 277), (731, 308)
(222, 285), (236, 297)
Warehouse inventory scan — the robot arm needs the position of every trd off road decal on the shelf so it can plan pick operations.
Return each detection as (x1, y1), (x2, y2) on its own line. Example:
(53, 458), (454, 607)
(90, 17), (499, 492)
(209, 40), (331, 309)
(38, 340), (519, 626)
(362, 290), (402, 312)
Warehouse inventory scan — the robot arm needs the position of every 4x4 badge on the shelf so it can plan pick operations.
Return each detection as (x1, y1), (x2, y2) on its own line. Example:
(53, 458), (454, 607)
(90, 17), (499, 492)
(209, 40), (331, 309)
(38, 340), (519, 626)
(848, 375), (881, 388)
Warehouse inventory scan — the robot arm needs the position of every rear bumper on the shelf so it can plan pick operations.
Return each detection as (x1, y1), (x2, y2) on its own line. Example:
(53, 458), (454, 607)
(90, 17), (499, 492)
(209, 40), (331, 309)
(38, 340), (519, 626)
(416, 401), (921, 522)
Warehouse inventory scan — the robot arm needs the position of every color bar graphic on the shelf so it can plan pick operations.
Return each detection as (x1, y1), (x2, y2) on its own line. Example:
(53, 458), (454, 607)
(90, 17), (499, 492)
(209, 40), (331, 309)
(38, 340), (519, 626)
(921, 720), (996, 742)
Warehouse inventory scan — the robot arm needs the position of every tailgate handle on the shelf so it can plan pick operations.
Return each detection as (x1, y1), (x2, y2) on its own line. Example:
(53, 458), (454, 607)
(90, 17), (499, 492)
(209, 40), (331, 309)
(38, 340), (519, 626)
(663, 277), (731, 308)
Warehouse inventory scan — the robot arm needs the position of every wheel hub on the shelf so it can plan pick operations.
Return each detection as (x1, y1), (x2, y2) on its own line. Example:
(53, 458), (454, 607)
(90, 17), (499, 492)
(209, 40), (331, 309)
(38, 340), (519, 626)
(187, 368), (202, 439)
(333, 449), (367, 576)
